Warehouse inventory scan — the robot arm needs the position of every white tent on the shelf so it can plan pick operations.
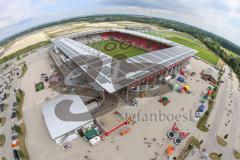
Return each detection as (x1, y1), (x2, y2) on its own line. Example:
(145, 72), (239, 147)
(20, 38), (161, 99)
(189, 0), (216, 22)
(42, 95), (94, 142)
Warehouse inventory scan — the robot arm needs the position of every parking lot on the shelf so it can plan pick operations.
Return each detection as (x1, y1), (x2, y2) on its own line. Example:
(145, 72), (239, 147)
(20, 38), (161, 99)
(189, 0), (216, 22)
(0, 62), (21, 160)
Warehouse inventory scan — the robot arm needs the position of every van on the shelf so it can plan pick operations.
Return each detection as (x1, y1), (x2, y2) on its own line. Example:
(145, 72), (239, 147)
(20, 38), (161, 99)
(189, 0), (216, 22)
(162, 75), (172, 84)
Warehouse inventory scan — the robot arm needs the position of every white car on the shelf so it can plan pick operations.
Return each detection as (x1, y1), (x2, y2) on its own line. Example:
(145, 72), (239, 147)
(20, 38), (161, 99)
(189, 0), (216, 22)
(194, 112), (200, 122)
(198, 111), (204, 117)
(63, 143), (72, 151)
(11, 117), (18, 123)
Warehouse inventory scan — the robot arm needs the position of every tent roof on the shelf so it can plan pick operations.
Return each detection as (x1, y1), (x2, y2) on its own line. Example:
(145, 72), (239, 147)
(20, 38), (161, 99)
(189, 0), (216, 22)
(42, 95), (93, 139)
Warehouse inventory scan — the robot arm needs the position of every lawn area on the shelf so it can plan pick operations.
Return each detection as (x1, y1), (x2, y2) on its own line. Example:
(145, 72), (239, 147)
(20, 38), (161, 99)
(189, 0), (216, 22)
(233, 149), (240, 159)
(16, 89), (25, 119)
(145, 31), (219, 65)
(0, 117), (6, 127)
(209, 152), (221, 160)
(18, 62), (28, 79)
(35, 82), (45, 92)
(0, 134), (6, 147)
(197, 99), (214, 132)
(222, 47), (239, 58)
(177, 136), (201, 160)
(0, 40), (51, 65)
(18, 123), (29, 160)
(88, 39), (147, 60)
(14, 90), (29, 160)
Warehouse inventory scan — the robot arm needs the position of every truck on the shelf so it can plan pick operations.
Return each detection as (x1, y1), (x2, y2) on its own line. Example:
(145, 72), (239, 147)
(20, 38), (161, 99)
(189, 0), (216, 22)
(161, 75), (172, 84)
(86, 99), (101, 112)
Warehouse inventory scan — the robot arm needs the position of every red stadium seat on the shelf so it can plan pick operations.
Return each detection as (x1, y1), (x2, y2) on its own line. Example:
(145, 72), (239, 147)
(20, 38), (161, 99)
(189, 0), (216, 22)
(100, 32), (170, 51)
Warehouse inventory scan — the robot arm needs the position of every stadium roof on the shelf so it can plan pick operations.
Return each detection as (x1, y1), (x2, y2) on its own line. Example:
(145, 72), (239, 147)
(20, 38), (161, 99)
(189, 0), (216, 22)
(52, 29), (197, 93)
(42, 95), (93, 140)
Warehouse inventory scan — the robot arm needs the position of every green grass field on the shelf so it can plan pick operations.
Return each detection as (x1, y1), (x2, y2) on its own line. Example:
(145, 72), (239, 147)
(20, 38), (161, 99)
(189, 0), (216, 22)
(222, 47), (239, 58)
(88, 39), (147, 60)
(0, 40), (51, 65)
(145, 31), (219, 65)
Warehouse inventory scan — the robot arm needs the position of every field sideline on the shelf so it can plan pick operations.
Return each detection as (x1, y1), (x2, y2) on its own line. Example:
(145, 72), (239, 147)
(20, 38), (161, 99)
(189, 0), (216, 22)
(88, 39), (147, 60)
(145, 31), (219, 65)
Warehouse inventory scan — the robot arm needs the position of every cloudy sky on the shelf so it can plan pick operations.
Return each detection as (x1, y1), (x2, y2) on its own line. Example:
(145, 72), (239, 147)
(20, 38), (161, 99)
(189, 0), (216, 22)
(0, 0), (240, 45)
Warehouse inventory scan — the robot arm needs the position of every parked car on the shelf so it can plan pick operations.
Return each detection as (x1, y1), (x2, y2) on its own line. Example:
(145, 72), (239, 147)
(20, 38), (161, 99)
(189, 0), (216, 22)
(12, 128), (17, 134)
(13, 149), (20, 160)
(0, 103), (4, 112)
(12, 139), (19, 148)
(63, 143), (72, 151)
(12, 107), (17, 112)
(13, 101), (18, 108)
(11, 134), (18, 140)
(12, 132), (19, 140)
(41, 73), (47, 77)
(194, 112), (201, 122)
(44, 76), (49, 82)
(11, 112), (18, 122)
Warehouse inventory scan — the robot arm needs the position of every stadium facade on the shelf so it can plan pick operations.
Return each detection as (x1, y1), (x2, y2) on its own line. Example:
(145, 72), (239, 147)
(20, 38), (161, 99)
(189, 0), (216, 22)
(49, 28), (197, 102)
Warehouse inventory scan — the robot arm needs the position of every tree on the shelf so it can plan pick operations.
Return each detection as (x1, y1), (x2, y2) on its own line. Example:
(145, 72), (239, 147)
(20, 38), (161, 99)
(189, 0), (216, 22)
(12, 124), (22, 135)
(187, 144), (194, 150)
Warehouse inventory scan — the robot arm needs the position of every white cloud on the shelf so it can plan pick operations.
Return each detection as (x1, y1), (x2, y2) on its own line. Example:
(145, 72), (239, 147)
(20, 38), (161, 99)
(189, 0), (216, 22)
(0, 0), (41, 29)
(96, 0), (240, 45)
(0, 0), (239, 45)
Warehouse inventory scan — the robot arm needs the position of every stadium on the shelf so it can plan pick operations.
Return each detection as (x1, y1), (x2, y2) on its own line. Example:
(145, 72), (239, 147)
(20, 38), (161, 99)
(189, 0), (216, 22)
(50, 28), (197, 104)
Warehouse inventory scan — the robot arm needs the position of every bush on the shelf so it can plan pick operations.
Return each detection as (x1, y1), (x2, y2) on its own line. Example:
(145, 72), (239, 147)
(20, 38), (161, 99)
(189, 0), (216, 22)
(12, 124), (22, 135)
(17, 149), (25, 158)
(205, 111), (209, 116)
(187, 144), (194, 150)
(16, 96), (20, 103)
(16, 89), (23, 103)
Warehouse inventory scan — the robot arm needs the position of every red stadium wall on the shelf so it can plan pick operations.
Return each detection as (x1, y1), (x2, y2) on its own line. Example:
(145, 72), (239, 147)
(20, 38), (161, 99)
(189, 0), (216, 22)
(101, 32), (171, 51)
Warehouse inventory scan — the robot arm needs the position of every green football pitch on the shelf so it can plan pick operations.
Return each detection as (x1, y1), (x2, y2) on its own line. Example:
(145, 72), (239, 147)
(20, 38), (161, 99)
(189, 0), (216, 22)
(88, 39), (147, 60)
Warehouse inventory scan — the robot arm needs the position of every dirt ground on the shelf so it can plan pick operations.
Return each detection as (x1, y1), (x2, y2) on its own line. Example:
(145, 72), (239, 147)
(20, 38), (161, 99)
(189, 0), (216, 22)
(20, 47), (59, 110)
(1, 21), (159, 58)
(1, 32), (49, 58)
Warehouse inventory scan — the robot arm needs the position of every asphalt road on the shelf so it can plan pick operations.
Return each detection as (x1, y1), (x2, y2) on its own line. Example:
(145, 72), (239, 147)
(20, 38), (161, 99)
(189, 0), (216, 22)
(203, 65), (240, 159)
